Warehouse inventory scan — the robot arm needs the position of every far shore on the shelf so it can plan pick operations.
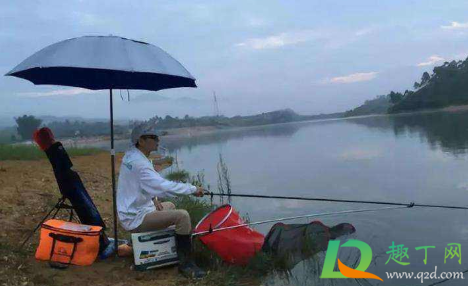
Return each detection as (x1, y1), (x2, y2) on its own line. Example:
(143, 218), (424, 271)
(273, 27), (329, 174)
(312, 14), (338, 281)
(10, 104), (468, 148)
(440, 104), (468, 112)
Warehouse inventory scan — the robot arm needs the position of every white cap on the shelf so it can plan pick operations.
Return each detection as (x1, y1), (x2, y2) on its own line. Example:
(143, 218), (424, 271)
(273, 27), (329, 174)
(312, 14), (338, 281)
(130, 123), (159, 145)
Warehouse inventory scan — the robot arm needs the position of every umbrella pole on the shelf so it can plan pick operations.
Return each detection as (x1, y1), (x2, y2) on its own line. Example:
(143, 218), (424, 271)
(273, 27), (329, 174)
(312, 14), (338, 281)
(109, 89), (118, 256)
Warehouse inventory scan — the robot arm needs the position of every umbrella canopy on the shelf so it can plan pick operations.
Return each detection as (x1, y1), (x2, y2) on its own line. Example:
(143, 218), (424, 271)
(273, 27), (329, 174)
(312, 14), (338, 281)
(6, 35), (197, 255)
(6, 35), (196, 90)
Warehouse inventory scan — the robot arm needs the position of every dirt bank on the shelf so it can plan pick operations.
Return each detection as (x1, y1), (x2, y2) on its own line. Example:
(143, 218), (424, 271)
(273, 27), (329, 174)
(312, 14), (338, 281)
(0, 153), (199, 286)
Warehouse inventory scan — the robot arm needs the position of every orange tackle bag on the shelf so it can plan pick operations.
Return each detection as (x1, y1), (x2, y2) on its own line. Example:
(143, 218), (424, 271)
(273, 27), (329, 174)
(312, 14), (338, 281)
(35, 219), (102, 267)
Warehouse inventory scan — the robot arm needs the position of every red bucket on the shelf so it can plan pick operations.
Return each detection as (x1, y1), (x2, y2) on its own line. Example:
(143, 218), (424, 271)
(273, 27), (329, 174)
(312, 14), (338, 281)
(194, 205), (264, 265)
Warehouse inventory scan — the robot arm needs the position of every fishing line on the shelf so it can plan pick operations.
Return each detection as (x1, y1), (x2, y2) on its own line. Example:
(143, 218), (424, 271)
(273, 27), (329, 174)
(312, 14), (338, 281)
(192, 205), (408, 236)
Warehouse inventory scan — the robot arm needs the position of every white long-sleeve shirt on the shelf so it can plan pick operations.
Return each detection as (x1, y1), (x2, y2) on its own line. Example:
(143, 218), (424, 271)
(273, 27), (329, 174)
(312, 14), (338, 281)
(117, 147), (197, 231)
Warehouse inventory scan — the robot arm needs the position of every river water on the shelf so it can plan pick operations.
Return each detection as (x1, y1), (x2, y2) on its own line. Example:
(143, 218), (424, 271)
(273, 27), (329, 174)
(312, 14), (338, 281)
(88, 110), (468, 285)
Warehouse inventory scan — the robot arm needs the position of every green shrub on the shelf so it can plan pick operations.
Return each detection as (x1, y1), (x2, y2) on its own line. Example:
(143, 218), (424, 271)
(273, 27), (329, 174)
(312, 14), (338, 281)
(165, 170), (190, 182)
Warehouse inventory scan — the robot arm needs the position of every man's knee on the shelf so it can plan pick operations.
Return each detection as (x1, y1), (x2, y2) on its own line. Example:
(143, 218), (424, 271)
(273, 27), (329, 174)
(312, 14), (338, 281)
(175, 210), (192, 225)
(174, 209), (190, 223)
(174, 209), (192, 234)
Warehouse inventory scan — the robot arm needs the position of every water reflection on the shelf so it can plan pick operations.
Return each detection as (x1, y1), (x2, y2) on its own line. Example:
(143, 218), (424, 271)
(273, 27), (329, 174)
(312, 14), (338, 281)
(346, 111), (468, 155)
(160, 122), (303, 153)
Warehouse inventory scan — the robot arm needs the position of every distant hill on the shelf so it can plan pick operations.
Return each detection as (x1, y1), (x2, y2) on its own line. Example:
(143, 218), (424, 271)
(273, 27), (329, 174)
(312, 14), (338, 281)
(229, 108), (303, 126)
(173, 97), (202, 104)
(132, 93), (169, 102)
(389, 59), (468, 113)
(142, 108), (344, 131)
(344, 95), (391, 117)
(225, 108), (342, 126)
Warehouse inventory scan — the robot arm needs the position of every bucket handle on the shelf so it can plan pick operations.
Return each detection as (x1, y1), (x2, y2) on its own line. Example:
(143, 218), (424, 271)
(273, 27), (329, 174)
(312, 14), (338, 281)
(194, 204), (233, 231)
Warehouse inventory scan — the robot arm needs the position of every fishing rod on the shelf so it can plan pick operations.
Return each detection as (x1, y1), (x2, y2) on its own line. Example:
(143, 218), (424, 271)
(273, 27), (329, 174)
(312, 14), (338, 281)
(203, 191), (468, 211)
(192, 205), (408, 236)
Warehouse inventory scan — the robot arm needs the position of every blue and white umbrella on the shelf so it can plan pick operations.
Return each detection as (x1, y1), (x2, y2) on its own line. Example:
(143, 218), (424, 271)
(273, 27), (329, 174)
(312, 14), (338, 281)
(6, 35), (196, 90)
(6, 35), (197, 253)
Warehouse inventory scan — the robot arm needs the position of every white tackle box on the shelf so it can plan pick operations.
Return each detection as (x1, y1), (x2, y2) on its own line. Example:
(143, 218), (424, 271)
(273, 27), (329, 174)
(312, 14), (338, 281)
(131, 227), (179, 271)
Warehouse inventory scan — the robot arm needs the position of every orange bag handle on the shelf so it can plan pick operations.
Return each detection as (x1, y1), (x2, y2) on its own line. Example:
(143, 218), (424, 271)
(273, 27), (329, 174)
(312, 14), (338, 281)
(48, 233), (83, 269)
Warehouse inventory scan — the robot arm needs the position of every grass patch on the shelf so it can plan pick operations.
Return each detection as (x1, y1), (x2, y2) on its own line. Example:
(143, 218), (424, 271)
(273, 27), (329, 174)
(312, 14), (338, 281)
(0, 144), (46, 160)
(0, 128), (16, 144)
(0, 144), (103, 161)
(172, 196), (213, 227)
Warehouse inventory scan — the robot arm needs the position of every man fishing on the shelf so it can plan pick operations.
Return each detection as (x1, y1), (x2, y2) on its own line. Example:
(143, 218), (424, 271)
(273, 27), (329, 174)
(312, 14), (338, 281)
(117, 123), (206, 279)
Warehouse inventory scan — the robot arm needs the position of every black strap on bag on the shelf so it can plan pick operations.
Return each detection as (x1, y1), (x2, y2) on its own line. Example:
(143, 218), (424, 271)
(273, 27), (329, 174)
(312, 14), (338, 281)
(48, 233), (83, 269)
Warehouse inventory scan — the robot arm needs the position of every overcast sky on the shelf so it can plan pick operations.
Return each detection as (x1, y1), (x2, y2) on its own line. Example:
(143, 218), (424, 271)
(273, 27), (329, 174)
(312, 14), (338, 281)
(2, 0), (468, 124)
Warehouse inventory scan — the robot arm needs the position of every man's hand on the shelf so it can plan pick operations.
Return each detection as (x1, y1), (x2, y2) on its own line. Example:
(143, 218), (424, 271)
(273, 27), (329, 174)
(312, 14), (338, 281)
(153, 163), (165, 172)
(154, 199), (163, 211)
(192, 187), (205, 197)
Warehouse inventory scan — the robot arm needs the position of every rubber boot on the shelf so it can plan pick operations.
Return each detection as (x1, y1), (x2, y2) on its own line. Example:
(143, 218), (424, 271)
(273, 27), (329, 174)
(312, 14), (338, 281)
(175, 234), (206, 279)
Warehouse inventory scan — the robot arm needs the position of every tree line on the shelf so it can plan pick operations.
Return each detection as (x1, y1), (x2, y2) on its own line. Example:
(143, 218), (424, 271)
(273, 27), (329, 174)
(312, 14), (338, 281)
(11, 116), (127, 142)
(389, 59), (468, 113)
(345, 57), (468, 116)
